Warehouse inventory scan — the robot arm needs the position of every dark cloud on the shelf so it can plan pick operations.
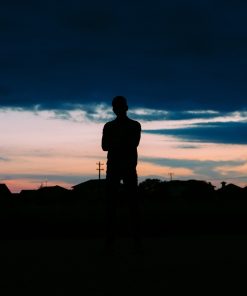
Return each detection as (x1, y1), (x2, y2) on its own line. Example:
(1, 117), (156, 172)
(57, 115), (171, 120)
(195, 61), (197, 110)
(0, 0), (247, 111)
(59, 4), (117, 34)
(144, 122), (247, 144)
(0, 86), (10, 97)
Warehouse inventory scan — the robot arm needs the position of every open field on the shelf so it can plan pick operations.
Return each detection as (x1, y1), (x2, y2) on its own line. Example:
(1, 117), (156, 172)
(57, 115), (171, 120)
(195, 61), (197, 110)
(0, 236), (247, 295)
(1, 194), (247, 294)
(1, 187), (247, 294)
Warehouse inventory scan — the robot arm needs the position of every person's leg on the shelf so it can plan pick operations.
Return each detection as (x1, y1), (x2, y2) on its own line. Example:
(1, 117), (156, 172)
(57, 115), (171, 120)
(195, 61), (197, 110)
(105, 169), (120, 249)
(123, 169), (142, 250)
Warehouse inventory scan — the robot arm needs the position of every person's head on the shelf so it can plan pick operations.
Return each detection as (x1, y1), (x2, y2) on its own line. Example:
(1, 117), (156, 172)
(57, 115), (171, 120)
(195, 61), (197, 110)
(112, 96), (128, 116)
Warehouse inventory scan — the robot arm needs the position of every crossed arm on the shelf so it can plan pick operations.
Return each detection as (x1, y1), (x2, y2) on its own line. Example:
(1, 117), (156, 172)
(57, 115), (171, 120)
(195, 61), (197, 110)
(102, 123), (141, 152)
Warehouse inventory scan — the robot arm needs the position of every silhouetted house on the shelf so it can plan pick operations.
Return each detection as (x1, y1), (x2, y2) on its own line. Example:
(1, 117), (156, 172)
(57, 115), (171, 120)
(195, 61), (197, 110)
(72, 179), (106, 198)
(38, 185), (68, 194)
(20, 189), (37, 196)
(20, 190), (38, 200)
(11, 193), (20, 198)
(217, 183), (244, 200)
(0, 184), (12, 198)
(221, 181), (227, 188)
(185, 180), (216, 199)
(164, 180), (188, 198)
(37, 185), (70, 203)
(243, 186), (247, 199)
(162, 180), (215, 200)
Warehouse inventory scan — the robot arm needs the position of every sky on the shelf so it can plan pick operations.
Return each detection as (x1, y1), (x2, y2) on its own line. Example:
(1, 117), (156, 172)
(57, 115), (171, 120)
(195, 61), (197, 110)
(1, 0), (247, 192)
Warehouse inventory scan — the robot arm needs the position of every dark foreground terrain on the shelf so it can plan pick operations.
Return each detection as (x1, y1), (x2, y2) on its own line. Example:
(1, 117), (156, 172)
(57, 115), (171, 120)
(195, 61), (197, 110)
(1, 236), (247, 295)
(1, 181), (247, 294)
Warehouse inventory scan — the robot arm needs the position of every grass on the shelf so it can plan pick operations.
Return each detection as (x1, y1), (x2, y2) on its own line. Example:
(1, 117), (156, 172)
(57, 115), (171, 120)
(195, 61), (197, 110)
(0, 235), (246, 294)
(1, 193), (247, 293)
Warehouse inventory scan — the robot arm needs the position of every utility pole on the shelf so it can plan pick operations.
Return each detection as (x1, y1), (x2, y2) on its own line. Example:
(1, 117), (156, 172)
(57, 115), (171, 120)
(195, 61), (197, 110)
(96, 162), (104, 180)
(39, 181), (44, 189)
(168, 172), (174, 181)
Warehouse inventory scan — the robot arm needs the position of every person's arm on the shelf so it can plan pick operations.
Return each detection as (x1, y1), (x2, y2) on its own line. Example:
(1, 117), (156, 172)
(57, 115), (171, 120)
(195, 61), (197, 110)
(126, 122), (141, 149)
(134, 122), (141, 147)
(101, 124), (110, 151)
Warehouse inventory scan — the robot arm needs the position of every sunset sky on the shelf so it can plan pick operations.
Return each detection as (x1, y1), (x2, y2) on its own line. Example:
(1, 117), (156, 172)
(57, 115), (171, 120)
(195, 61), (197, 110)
(1, 0), (247, 192)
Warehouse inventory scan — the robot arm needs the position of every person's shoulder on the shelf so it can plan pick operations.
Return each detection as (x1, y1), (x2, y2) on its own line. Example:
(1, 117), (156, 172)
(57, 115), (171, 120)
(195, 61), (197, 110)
(103, 119), (116, 129)
(128, 118), (141, 129)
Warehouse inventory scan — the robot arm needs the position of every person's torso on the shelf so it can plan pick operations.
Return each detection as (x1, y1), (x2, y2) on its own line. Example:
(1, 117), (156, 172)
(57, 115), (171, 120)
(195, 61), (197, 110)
(106, 117), (140, 168)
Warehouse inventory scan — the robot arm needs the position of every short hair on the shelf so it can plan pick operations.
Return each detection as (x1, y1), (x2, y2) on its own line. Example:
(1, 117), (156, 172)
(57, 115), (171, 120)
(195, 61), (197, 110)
(112, 96), (128, 108)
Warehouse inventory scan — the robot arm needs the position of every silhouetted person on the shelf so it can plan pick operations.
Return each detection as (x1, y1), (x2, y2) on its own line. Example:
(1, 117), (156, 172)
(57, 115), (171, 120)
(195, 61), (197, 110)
(102, 96), (141, 251)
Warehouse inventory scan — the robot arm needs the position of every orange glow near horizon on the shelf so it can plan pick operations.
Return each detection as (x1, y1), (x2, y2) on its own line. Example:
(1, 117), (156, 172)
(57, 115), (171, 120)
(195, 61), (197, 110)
(1, 108), (247, 192)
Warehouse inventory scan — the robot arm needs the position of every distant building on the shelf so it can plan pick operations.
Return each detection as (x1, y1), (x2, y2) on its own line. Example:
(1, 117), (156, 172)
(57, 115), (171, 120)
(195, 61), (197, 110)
(38, 185), (69, 195)
(35, 185), (70, 203)
(72, 179), (106, 196)
(164, 180), (215, 199)
(221, 181), (227, 188)
(217, 183), (244, 200)
(20, 189), (37, 198)
(0, 184), (12, 197)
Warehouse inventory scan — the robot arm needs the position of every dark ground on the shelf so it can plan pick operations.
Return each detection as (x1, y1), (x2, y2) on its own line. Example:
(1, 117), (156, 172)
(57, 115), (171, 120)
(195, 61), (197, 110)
(1, 195), (247, 294)
(1, 236), (247, 294)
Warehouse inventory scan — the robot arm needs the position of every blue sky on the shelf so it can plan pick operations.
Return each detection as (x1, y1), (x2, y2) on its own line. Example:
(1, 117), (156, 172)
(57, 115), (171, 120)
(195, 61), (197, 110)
(1, 0), (247, 191)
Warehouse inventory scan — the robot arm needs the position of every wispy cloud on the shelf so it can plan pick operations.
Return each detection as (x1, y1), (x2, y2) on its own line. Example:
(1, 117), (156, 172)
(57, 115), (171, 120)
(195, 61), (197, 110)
(185, 110), (220, 115)
(31, 104), (113, 123)
(2, 104), (247, 145)
(0, 173), (91, 185)
(1, 104), (247, 125)
(129, 108), (169, 121)
(141, 156), (247, 183)
(176, 144), (200, 149)
(0, 173), (97, 192)
(26, 105), (247, 126)
(0, 156), (10, 161)
(141, 157), (243, 168)
(18, 105), (247, 145)
(1, 106), (247, 191)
